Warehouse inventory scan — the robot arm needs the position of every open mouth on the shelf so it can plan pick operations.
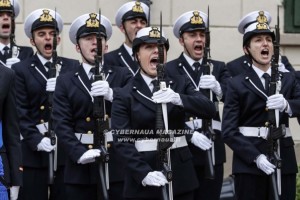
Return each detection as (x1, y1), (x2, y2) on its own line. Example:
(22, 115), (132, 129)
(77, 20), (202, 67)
(194, 44), (203, 52)
(261, 49), (269, 57)
(150, 57), (158, 66)
(2, 24), (10, 31)
(45, 44), (52, 51)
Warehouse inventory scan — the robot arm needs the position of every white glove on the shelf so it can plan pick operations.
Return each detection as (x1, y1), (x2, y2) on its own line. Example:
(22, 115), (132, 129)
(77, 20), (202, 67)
(278, 55), (289, 73)
(266, 94), (287, 112)
(46, 77), (57, 92)
(199, 75), (222, 96)
(90, 80), (113, 102)
(5, 57), (20, 68)
(191, 131), (212, 150)
(256, 154), (276, 175)
(141, 171), (168, 187)
(37, 137), (56, 152)
(10, 186), (20, 200)
(77, 149), (101, 164)
(152, 88), (182, 106)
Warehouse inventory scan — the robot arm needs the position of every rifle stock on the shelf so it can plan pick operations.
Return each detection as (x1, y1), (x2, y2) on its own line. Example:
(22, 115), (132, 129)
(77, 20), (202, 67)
(265, 6), (284, 200)
(46, 8), (58, 185)
(92, 10), (109, 200)
(155, 12), (173, 200)
(201, 6), (215, 180)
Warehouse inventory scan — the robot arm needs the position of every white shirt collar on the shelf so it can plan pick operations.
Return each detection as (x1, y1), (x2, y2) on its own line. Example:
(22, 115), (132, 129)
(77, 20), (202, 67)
(82, 62), (95, 78)
(140, 72), (156, 91)
(0, 43), (10, 51)
(123, 43), (134, 60)
(183, 53), (203, 70)
(36, 53), (52, 66)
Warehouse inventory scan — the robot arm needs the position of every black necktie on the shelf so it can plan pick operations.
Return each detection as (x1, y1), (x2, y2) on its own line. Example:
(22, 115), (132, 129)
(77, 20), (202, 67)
(193, 62), (201, 76)
(3, 46), (9, 61)
(263, 73), (271, 94)
(90, 68), (96, 82)
(44, 61), (52, 69)
(151, 79), (158, 93)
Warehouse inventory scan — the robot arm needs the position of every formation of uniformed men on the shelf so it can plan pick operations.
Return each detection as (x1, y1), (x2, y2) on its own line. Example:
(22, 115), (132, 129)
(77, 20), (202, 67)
(0, 0), (298, 200)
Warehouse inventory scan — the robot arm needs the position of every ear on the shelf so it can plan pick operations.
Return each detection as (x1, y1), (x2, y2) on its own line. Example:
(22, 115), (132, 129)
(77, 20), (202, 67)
(179, 37), (184, 47)
(104, 44), (108, 53)
(120, 24), (125, 34)
(75, 44), (81, 53)
(243, 46), (249, 55)
(56, 36), (61, 46)
(30, 38), (36, 46)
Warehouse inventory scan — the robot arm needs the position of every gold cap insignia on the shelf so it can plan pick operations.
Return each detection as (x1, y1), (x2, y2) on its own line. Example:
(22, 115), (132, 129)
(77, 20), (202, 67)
(256, 11), (268, 30)
(0, 0), (11, 8)
(190, 11), (203, 25)
(149, 27), (160, 38)
(132, 1), (144, 13)
(39, 9), (54, 22)
(86, 13), (100, 28)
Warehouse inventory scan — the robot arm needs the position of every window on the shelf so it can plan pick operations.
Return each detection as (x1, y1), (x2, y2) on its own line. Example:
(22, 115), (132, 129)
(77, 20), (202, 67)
(284, 0), (300, 33)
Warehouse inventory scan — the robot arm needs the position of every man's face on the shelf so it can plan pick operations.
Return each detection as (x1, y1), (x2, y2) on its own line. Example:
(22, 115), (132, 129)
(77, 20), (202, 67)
(179, 30), (206, 61)
(76, 34), (107, 64)
(120, 17), (147, 46)
(136, 43), (167, 78)
(0, 12), (12, 40)
(244, 34), (274, 69)
(30, 27), (61, 60)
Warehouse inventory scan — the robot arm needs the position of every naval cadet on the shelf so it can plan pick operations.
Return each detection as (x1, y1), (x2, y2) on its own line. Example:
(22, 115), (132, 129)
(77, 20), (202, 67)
(222, 10), (300, 200)
(104, 1), (149, 76)
(165, 10), (230, 200)
(12, 8), (79, 200)
(52, 12), (131, 200)
(112, 26), (216, 200)
(0, 0), (33, 68)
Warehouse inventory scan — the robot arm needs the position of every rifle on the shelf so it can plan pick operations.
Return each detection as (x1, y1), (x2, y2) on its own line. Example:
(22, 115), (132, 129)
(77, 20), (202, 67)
(46, 8), (58, 185)
(265, 6), (285, 200)
(200, 6), (215, 180)
(155, 12), (173, 200)
(92, 10), (109, 200)
(9, 0), (18, 58)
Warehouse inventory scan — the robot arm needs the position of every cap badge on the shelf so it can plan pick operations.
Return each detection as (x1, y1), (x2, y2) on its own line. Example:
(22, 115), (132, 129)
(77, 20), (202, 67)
(149, 27), (160, 38)
(190, 11), (203, 25)
(132, 1), (144, 13)
(40, 9), (54, 22)
(0, 0), (11, 7)
(256, 11), (268, 30)
(86, 13), (99, 28)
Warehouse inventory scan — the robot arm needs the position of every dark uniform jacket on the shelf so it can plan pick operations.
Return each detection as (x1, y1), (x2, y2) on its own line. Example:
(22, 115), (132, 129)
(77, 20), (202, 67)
(111, 73), (216, 198)
(222, 66), (300, 175)
(52, 63), (131, 184)
(0, 66), (22, 185)
(165, 53), (230, 166)
(12, 55), (79, 168)
(226, 55), (295, 77)
(0, 45), (34, 64)
(104, 45), (139, 76)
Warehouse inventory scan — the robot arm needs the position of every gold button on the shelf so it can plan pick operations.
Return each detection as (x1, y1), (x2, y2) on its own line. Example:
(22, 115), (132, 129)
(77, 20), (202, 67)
(40, 105), (45, 110)
(40, 119), (44, 123)
(107, 143), (111, 148)
(87, 131), (92, 134)
(88, 145), (93, 149)
(86, 117), (91, 122)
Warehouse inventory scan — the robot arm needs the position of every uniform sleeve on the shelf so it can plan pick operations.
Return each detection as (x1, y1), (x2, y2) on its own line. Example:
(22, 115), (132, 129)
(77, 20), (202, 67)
(3, 70), (22, 185)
